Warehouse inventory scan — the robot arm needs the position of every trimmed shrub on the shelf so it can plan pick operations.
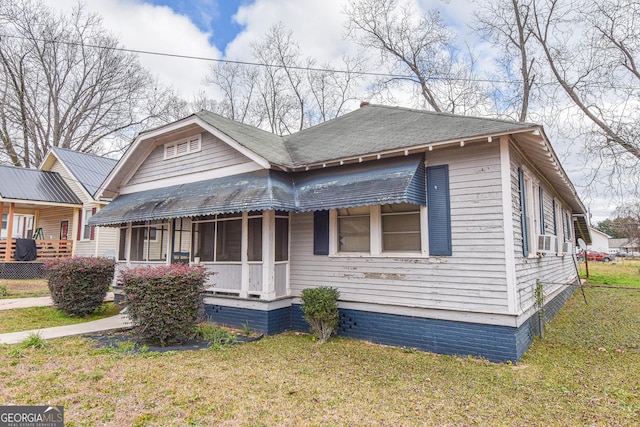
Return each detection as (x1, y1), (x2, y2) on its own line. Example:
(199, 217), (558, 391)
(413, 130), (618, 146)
(301, 286), (340, 343)
(120, 264), (207, 345)
(45, 257), (115, 317)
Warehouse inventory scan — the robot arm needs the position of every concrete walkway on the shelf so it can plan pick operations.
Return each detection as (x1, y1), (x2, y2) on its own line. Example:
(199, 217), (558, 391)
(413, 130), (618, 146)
(0, 313), (133, 345)
(0, 292), (114, 311)
(0, 292), (130, 345)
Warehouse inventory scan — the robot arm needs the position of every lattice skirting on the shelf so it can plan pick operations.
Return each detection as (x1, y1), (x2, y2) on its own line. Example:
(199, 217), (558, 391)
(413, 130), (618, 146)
(0, 262), (46, 279)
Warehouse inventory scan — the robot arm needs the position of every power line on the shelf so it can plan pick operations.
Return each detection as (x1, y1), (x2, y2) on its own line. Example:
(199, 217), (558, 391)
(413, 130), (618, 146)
(0, 32), (525, 85)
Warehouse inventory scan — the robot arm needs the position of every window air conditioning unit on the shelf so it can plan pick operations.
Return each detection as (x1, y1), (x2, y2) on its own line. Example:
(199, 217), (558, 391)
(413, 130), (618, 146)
(537, 234), (557, 254)
(562, 241), (573, 255)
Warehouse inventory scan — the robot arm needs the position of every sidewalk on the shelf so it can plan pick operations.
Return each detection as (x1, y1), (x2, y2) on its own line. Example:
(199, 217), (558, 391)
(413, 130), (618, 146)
(0, 292), (114, 311)
(0, 292), (129, 345)
(0, 313), (133, 345)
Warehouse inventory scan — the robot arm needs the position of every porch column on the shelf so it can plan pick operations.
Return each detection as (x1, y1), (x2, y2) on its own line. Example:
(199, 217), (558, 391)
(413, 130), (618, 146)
(71, 208), (80, 256)
(240, 212), (249, 298)
(5, 202), (15, 261)
(261, 210), (276, 300)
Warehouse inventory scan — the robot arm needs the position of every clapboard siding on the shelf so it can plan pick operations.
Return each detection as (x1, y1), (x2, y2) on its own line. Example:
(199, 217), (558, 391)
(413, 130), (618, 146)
(510, 151), (579, 313)
(128, 132), (256, 185)
(36, 206), (74, 239)
(49, 160), (91, 203)
(95, 226), (119, 257)
(290, 142), (511, 315)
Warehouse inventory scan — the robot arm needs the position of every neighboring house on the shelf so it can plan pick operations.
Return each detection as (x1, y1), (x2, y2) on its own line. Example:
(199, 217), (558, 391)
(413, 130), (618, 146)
(91, 104), (591, 362)
(588, 227), (611, 253)
(609, 238), (640, 254)
(0, 148), (117, 277)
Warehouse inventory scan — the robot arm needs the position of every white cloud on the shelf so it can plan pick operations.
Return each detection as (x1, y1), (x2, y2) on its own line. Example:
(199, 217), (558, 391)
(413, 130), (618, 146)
(47, 0), (221, 98)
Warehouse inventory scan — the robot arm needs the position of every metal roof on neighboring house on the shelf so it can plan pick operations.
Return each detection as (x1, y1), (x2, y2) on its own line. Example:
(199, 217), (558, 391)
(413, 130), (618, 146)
(90, 155), (426, 226)
(0, 165), (82, 205)
(50, 147), (118, 198)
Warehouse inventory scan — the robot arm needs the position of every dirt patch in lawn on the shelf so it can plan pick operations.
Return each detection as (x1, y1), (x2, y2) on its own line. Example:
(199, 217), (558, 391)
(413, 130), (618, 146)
(0, 279), (49, 298)
(87, 331), (263, 353)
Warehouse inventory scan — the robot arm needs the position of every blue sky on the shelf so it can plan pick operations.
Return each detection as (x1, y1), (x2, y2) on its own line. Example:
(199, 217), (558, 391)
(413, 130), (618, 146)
(145, 0), (246, 50)
(46, 0), (618, 220)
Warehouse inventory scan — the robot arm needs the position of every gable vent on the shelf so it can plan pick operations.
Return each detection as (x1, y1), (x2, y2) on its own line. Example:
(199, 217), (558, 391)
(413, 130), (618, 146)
(164, 134), (202, 160)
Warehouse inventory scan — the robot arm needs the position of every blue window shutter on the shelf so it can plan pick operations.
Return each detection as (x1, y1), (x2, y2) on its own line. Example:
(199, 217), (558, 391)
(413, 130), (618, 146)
(539, 186), (545, 234)
(518, 168), (529, 257)
(427, 165), (452, 256)
(313, 210), (329, 255)
(552, 199), (557, 236)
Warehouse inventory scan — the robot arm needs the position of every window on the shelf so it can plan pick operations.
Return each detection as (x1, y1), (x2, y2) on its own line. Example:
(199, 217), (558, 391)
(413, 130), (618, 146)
(275, 211), (289, 261)
(127, 221), (169, 261)
(381, 203), (421, 252)
(332, 203), (424, 255)
(164, 134), (201, 159)
(247, 212), (262, 262)
(1, 214), (7, 238)
(81, 208), (96, 241)
(118, 226), (127, 261)
(338, 206), (370, 252)
(192, 213), (244, 262)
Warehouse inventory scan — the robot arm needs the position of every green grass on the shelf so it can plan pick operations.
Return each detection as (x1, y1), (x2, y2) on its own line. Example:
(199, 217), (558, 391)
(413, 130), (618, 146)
(0, 266), (638, 425)
(0, 289), (638, 426)
(0, 279), (50, 298)
(579, 258), (640, 287)
(0, 303), (121, 333)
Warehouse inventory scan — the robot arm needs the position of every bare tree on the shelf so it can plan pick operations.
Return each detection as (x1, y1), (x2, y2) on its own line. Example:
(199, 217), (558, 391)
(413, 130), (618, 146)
(344, 0), (487, 114)
(473, 0), (538, 121)
(204, 24), (364, 135)
(531, 0), (640, 162)
(0, 0), (181, 167)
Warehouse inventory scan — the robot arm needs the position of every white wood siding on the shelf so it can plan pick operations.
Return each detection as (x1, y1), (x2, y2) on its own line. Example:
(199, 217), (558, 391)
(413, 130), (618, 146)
(289, 142), (511, 315)
(510, 150), (579, 313)
(49, 160), (91, 203)
(127, 132), (256, 186)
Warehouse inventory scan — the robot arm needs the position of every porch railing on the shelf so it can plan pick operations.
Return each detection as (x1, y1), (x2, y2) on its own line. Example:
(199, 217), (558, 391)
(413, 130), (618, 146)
(0, 239), (73, 261)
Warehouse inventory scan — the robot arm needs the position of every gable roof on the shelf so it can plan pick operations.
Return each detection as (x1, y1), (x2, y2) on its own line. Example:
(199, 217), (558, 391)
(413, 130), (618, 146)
(196, 105), (537, 168)
(0, 165), (82, 205)
(98, 103), (586, 219)
(46, 147), (117, 198)
(283, 104), (536, 166)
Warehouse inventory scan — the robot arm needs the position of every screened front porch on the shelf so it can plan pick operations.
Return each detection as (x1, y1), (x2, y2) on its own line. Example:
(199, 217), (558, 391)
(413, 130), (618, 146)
(114, 210), (290, 300)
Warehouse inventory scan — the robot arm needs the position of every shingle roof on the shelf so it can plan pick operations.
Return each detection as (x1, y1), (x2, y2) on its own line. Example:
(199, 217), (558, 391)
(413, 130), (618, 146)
(195, 110), (292, 166)
(283, 104), (536, 166)
(0, 165), (82, 205)
(50, 147), (117, 198)
(196, 105), (535, 168)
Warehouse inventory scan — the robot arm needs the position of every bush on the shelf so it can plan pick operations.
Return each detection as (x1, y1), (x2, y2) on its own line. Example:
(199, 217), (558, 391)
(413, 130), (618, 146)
(301, 286), (340, 343)
(120, 264), (207, 345)
(44, 257), (115, 317)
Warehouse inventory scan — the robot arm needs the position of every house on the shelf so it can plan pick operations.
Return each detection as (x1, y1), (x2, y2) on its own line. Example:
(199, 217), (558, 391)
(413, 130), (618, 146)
(90, 104), (591, 362)
(588, 227), (611, 254)
(609, 238), (640, 255)
(0, 148), (117, 278)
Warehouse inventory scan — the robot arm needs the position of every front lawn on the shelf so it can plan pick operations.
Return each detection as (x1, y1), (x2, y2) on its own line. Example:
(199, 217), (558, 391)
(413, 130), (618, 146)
(1, 286), (638, 426)
(0, 279), (49, 298)
(579, 258), (640, 287)
(0, 303), (121, 333)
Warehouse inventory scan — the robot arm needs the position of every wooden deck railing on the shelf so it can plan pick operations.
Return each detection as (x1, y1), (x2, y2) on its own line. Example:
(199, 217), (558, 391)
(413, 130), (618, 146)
(0, 239), (73, 261)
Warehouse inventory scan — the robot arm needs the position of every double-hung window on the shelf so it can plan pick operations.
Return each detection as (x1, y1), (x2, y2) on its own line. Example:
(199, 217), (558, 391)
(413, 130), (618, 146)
(333, 203), (422, 255)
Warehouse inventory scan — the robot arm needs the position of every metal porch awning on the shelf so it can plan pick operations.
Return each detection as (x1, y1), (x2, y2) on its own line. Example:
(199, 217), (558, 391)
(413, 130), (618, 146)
(293, 154), (425, 211)
(89, 155), (426, 226)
